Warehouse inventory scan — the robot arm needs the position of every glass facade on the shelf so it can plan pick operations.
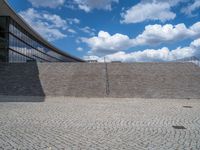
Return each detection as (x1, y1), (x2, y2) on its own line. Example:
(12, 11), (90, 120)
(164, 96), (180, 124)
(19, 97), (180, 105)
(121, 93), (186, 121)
(0, 16), (81, 63)
(0, 17), (8, 62)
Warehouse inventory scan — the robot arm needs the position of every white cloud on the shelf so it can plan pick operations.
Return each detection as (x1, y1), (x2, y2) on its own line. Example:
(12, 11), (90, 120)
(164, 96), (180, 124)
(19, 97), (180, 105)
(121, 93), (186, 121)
(84, 55), (100, 61)
(28, 0), (65, 8)
(134, 23), (200, 45)
(99, 48), (173, 62)
(182, 0), (200, 15)
(143, 0), (187, 6)
(73, 0), (119, 12)
(191, 38), (200, 47)
(121, 2), (176, 24)
(77, 47), (83, 51)
(121, 0), (195, 23)
(19, 8), (67, 41)
(67, 18), (80, 24)
(82, 31), (133, 55)
(84, 38), (200, 62)
(82, 22), (200, 55)
(42, 14), (67, 30)
(68, 29), (77, 34)
(80, 26), (96, 36)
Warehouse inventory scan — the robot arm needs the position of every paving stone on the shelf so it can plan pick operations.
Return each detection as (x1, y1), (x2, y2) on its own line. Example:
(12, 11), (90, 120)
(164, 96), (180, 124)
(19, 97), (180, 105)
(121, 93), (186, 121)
(0, 97), (199, 149)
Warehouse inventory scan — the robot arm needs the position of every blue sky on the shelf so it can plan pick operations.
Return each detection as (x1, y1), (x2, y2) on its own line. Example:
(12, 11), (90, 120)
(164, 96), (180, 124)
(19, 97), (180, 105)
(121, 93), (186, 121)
(7, 0), (200, 62)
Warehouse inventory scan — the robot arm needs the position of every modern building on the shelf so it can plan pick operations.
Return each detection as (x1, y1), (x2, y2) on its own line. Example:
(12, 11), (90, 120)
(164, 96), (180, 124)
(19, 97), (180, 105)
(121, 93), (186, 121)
(87, 60), (98, 63)
(0, 0), (84, 63)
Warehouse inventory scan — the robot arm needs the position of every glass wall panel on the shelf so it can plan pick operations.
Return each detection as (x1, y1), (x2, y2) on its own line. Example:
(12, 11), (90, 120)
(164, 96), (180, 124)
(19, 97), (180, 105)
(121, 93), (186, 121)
(0, 49), (7, 62)
(7, 17), (78, 63)
(0, 17), (7, 32)
(8, 34), (60, 62)
(0, 35), (6, 48)
(0, 17), (8, 62)
(9, 49), (32, 63)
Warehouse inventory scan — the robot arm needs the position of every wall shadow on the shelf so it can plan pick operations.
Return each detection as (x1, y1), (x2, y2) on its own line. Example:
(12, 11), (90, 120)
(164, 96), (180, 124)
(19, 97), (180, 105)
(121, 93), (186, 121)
(0, 62), (45, 102)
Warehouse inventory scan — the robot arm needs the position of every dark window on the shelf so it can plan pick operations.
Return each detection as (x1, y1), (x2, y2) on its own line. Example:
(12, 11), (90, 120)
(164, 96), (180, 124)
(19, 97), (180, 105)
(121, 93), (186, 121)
(0, 49), (7, 62)
(0, 17), (7, 32)
(0, 36), (6, 48)
(0, 32), (6, 39)
(0, 17), (8, 62)
(0, 17), (7, 49)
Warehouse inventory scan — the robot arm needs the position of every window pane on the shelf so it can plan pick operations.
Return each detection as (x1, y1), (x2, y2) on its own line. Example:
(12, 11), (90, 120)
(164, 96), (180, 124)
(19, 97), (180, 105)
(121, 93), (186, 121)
(0, 36), (6, 48)
(0, 17), (7, 32)
(0, 49), (7, 62)
(8, 18), (74, 63)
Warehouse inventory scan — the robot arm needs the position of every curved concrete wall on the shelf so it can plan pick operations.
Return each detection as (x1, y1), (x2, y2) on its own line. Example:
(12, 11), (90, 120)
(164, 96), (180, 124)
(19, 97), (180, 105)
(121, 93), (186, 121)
(0, 62), (200, 98)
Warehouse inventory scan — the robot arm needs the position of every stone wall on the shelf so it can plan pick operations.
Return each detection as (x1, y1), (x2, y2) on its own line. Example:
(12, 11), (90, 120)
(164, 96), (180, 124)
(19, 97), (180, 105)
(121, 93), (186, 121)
(0, 62), (200, 98)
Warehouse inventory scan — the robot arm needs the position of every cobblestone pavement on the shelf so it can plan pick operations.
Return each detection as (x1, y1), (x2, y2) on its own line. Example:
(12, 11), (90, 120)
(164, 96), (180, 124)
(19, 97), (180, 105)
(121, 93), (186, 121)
(0, 97), (200, 150)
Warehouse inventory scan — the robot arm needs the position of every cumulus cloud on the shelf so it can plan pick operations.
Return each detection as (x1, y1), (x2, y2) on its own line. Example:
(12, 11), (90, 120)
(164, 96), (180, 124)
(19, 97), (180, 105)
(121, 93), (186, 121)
(84, 38), (200, 62)
(191, 38), (200, 49)
(28, 0), (65, 8)
(73, 0), (119, 12)
(135, 22), (200, 45)
(82, 31), (133, 55)
(120, 0), (192, 24)
(19, 8), (68, 41)
(82, 22), (200, 55)
(121, 2), (176, 24)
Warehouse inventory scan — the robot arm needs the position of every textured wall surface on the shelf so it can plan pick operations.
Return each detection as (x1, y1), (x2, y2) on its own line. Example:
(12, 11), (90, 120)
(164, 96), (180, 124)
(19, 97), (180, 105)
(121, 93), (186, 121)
(0, 62), (200, 98)
(107, 63), (200, 98)
(0, 63), (44, 97)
